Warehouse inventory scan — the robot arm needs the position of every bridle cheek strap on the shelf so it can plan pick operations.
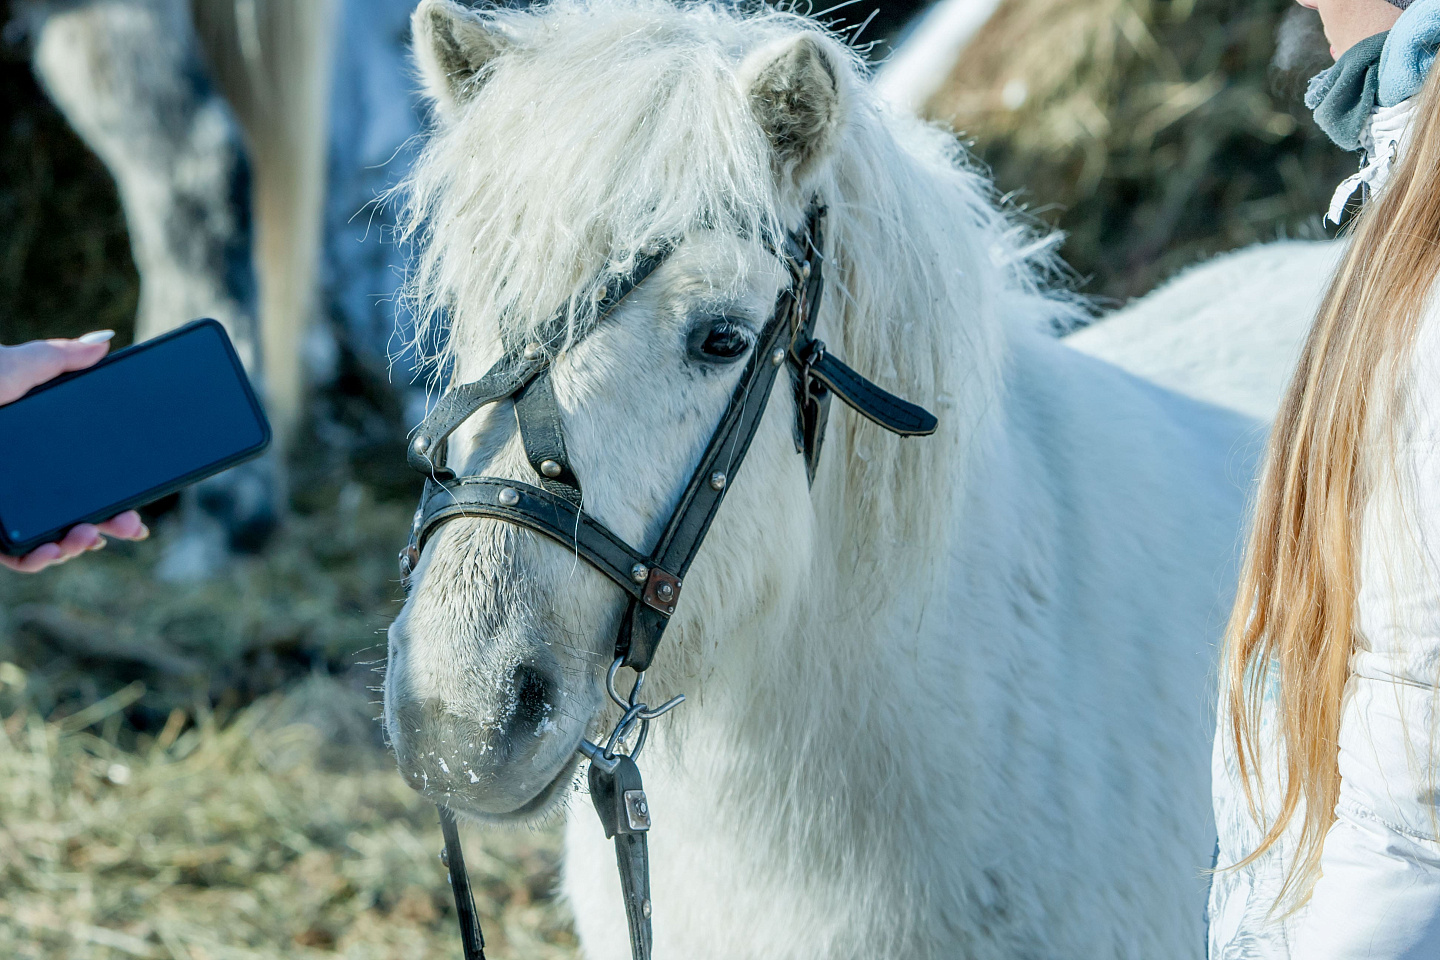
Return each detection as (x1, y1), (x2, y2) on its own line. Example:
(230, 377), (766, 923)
(402, 203), (936, 960)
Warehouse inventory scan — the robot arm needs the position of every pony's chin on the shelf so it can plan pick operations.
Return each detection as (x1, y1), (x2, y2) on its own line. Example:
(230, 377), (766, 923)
(438, 749), (583, 824)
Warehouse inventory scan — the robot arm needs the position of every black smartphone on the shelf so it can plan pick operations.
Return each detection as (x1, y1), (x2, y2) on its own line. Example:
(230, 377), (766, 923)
(0, 318), (271, 557)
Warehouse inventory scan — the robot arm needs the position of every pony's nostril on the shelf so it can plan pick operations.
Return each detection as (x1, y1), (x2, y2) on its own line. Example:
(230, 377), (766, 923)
(509, 663), (554, 733)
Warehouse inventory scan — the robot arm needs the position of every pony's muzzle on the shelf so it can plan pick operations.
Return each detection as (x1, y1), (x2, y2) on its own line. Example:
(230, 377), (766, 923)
(386, 648), (576, 816)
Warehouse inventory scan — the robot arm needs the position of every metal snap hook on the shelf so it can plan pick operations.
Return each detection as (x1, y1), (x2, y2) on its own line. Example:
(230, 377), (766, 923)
(588, 657), (686, 762)
(605, 658), (685, 719)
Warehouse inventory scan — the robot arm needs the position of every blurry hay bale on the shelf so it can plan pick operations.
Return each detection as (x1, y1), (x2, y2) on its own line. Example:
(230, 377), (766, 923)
(922, 0), (1357, 300)
(0, 676), (578, 960)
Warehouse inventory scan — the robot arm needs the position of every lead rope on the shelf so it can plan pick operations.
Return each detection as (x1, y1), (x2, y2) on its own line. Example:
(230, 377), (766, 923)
(439, 805), (487, 960)
(585, 753), (654, 958)
(438, 775), (652, 960)
(439, 659), (678, 960)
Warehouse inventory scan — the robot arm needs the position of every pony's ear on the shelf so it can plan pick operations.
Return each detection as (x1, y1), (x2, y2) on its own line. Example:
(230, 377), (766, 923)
(743, 34), (845, 182)
(412, 0), (510, 118)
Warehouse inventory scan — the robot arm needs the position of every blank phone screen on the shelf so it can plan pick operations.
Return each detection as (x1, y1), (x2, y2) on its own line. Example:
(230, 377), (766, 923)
(0, 322), (267, 545)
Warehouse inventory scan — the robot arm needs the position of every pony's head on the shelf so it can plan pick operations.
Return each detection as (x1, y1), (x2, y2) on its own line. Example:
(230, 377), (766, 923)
(384, 0), (1035, 820)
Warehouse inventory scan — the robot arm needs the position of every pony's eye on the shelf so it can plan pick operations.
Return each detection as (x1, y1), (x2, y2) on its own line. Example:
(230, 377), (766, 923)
(687, 318), (754, 364)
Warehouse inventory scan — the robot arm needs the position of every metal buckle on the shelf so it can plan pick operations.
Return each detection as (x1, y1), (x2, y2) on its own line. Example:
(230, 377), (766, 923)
(399, 502), (427, 584)
(798, 339), (826, 406)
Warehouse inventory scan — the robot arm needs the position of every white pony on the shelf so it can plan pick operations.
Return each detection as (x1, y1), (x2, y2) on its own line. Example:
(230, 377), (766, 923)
(383, 0), (1298, 955)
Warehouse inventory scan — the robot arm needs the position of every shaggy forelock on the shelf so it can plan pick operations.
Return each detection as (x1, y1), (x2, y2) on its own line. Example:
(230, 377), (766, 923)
(398, 0), (811, 374)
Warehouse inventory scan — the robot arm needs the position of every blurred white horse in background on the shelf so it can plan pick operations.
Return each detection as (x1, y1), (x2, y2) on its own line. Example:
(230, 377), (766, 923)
(10, 0), (335, 571)
(1069, 239), (1339, 420)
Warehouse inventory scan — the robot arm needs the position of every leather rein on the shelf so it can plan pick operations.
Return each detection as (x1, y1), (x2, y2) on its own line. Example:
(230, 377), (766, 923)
(399, 203), (936, 960)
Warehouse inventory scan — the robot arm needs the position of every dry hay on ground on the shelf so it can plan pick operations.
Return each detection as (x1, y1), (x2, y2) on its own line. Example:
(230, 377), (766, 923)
(0, 482), (415, 728)
(922, 0), (1356, 300)
(0, 456), (583, 956)
(0, 675), (578, 960)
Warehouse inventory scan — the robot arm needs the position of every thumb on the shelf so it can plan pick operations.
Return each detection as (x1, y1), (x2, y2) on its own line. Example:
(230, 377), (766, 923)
(0, 332), (113, 405)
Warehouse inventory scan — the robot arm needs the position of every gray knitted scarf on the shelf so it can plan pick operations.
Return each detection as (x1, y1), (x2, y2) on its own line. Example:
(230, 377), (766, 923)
(1305, 32), (1390, 151)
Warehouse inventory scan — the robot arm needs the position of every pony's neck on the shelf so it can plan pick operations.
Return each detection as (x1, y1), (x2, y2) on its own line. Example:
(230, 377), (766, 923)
(658, 101), (1067, 798)
(632, 113), (1073, 942)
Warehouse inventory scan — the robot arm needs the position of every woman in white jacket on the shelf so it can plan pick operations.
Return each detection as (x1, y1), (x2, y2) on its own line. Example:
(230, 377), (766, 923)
(1209, 0), (1440, 955)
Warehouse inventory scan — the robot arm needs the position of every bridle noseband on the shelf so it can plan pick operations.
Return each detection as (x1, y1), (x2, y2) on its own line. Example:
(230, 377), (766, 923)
(399, 203), (936, 960)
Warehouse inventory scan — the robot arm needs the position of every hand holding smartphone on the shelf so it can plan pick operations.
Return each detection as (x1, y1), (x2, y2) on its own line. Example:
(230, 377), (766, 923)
(0, 331), (146, 571)
(0, 320), (271, 568)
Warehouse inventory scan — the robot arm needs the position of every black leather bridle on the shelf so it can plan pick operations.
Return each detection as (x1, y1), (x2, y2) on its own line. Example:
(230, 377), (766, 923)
(398, 203), (936, 960)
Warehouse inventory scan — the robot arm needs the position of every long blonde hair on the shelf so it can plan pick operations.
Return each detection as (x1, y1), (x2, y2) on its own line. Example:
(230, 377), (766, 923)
(1224, 61), (1440, 907)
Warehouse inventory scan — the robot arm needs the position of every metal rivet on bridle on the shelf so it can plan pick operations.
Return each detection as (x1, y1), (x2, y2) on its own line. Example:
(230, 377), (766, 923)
(498, 487), (520, 506)
(631, 563), (649, 584)
(709, 471), (726, 491)
(595, 285), (608, 302)
(412, 436), (429, 455)
(640, 243), (659, 257)
(642, 899), (652, 919)
(439, 847), (449, 867)
(540, 459), (563, 478)
(523, 342), (542, 360)
(656, 582), (675, 602)
(800, 260), (812, 279)
(771, 348), (785, 367)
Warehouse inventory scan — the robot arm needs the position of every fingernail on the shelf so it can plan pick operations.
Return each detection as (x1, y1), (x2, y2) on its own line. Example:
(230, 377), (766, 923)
(136, 525), (150, 541)
(78, 330), (116, 344)
(89, 537), (108, 552)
